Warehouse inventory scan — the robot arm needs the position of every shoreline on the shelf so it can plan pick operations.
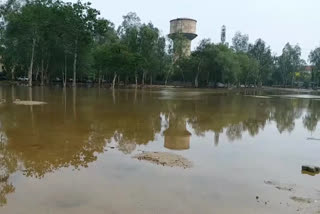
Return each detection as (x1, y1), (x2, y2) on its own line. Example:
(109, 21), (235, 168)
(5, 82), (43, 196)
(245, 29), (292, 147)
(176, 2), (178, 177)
(0, 81), (319, 93)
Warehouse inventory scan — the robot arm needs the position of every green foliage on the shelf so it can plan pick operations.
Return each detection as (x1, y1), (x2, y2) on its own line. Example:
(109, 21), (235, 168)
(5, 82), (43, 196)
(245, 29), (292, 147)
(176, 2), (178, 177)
(309, 47), (320, 87)
(275, 43), (303, 86)
(232, 31), (249, 53)
(248, 39), (274, 85)
(0, 2), (312, 88)
(237, 53), (259, 85)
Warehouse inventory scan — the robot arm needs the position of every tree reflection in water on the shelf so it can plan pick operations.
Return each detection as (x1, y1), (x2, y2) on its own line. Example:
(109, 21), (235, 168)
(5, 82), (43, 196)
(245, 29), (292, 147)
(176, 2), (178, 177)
(0, 87), (320, 205)
(0, 123), (16, 207)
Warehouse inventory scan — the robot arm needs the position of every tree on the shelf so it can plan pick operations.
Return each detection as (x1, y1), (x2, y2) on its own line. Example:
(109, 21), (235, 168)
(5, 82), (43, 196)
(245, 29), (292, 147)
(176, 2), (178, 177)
(138, 23), (160, 85)
(4, 1), (45, 86)
(248, 39), (274, 86)
(309, 47), (320, 87)
(91, 18), (117, 86)
(214, 44), (240, 85)
(0, 1), (315, 89)
(185, 40), (241, 88)
(191, 39), (219, 87)
(118, 12), (141, 86)
(276, 43), (302, 87)
(232, 31), (249, 53)
(67, 1), (99, 87)
(237, 53), (259, 86)
(104, 42), (132, 89)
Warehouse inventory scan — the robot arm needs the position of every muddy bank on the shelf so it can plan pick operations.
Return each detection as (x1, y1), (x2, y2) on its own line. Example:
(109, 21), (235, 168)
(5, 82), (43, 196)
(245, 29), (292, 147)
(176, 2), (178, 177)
(133, 152), (192, 169)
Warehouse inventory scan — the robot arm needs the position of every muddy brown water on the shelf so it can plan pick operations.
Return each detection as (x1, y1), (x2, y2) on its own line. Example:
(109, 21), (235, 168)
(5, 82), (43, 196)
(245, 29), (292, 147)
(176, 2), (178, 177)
(0, 86), (320, 213)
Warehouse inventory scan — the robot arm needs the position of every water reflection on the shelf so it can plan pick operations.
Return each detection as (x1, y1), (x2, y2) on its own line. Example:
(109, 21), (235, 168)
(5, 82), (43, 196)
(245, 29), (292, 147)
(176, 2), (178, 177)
(303, 100), (320, 132)
(164, 115), (191, 150)
(0, 124), (16, 206)
(0, 87), (320, 206)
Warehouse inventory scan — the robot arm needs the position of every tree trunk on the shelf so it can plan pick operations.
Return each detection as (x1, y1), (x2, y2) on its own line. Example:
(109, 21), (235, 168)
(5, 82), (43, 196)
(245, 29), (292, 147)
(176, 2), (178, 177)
(72, 39), (78, 87)
(150, 75), (153, 86)
(62, 70), (65, 87)
(125, 75), (128, 85)
(165, 73), (169, 86)
(195, 60), (202, 88)
(142, 71), (146, 85)
(40, 58), (44, 86)
(181, 70), (185, 83)
(28, 38), (36, 87)
(98, 70), (102, 88)
(195, 72), (199, 88)
(112, 73), (117, 89)
(44, 57), (50, 86)
(135, 73), (138, 88)
(46, 73), (50, 85)
(63, 53), (67, 88)
(11, 66), (15, 81)
(35, 65), (39, 81)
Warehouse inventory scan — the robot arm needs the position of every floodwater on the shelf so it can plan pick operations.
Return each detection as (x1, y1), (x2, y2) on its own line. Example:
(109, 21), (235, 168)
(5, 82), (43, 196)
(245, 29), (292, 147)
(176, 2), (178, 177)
(0, 86), (320, 214)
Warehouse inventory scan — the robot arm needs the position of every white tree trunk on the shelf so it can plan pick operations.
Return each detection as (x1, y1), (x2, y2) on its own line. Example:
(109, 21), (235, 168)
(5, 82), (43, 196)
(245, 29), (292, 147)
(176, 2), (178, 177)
(98, 69), (102, 87)
(195, 73), (199, 88)
(11, 66), (15, 80)
(112, 73), (117, 89)
(142, 71), (146, 85)
(135, 73), (138, 88)
(72, 39), (78, 87)
(64, 54), (67, 88)
(28, 38), (36, 87)
(40, 59), (44, 86)
(195, 60), (202, 88)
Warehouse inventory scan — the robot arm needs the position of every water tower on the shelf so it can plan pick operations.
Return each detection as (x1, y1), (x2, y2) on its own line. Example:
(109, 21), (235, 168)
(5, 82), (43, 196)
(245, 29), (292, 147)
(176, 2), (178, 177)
(169, 18), (197, 57)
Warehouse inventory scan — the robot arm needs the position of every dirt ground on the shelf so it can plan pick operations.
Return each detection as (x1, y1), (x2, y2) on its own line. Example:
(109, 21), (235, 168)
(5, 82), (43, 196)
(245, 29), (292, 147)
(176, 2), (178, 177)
(133, 152), (193, 169)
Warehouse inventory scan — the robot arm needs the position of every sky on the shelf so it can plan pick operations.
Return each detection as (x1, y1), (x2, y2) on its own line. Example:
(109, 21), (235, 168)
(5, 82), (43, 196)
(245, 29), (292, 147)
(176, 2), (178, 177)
(75, 0), (319, 61)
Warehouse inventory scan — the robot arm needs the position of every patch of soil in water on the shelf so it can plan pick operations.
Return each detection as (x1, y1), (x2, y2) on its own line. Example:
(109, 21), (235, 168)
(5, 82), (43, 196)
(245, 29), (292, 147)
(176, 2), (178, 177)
(290, 196), (315, 204)
(264, 180), (295, 192)
(133, 152), (192, 169)
(13, 100), (47, 105)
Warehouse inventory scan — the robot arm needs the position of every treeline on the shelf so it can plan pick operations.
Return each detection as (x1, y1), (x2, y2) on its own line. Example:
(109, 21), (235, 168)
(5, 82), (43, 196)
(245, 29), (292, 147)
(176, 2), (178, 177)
(1, 0), (320, 88)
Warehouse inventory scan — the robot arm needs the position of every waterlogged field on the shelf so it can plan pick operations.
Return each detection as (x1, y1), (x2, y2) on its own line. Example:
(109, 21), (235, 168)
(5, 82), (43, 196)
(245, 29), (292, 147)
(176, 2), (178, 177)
(0, 86), (320, 214)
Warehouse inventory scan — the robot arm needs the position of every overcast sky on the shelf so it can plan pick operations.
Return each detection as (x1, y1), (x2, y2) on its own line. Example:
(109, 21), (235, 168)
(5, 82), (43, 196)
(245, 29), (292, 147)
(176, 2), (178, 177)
(80, 0), (319, 61)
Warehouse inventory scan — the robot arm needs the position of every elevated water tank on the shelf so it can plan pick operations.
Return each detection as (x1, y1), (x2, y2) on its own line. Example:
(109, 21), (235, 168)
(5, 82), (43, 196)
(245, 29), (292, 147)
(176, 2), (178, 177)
(169, 18), (198, 57)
